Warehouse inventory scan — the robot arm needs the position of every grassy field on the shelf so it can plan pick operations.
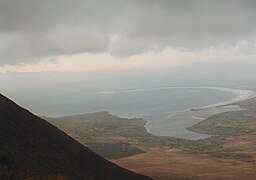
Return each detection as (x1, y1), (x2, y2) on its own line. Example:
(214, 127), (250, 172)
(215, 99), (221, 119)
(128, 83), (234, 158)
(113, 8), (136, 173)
(46, 99), (256, 179)
(47, 111), (160, 159)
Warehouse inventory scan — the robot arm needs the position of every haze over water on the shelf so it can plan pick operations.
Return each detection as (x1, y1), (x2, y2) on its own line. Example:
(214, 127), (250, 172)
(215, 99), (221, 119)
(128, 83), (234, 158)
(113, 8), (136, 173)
(2, 82), (235, 118)
(2, 74), (243, 139)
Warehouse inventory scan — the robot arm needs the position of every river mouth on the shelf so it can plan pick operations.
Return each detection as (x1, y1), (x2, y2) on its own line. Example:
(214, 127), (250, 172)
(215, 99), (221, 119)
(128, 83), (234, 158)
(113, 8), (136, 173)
(143, 87), (255, 140)
(144, 105), (241, 140)
(9, 83), (256, 140)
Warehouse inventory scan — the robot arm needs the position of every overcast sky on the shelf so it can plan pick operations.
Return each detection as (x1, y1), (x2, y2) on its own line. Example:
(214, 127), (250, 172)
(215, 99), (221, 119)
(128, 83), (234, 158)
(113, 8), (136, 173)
(0, 0), (256, 72)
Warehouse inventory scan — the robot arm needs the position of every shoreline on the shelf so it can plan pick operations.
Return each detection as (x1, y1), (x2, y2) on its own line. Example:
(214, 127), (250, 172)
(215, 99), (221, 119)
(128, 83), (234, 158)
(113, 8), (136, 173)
(145, 87), (256, 140)
(190, 87), (255, 111)
(48, 86), (255, 140)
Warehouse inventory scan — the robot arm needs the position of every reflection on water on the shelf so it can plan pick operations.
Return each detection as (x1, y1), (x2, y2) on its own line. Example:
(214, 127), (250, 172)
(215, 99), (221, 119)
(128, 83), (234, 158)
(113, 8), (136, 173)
(144, 105), (241, 140)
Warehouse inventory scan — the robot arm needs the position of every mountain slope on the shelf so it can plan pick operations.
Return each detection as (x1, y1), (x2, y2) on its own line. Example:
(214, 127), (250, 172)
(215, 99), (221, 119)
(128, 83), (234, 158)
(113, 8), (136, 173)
(0, 94), (151, 180)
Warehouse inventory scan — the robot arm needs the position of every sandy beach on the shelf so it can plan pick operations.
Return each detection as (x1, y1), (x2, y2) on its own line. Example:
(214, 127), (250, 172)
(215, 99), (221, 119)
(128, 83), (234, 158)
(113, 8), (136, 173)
(145, 87), (256, 140)
(191, 87), (256, 110)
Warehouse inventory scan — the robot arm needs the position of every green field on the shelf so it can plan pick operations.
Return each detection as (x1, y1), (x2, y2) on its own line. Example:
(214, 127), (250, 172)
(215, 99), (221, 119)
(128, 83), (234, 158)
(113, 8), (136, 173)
(46, 104), (256, 162)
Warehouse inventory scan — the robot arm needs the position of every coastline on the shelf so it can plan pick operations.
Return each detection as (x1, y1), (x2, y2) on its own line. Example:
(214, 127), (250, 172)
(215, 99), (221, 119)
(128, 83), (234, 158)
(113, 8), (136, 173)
(145, 87), (256, 140)
(50, 86), (255, 140)
(190, 87), (255, 110)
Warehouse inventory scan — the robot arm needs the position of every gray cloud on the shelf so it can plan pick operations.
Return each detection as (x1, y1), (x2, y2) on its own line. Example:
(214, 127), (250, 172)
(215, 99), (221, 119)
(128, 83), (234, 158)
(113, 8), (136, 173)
(0, 0), (256, 65)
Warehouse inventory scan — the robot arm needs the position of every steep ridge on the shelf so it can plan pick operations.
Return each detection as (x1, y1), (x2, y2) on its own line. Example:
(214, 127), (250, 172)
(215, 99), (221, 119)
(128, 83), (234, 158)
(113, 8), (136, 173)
(0, 94), (151, 180)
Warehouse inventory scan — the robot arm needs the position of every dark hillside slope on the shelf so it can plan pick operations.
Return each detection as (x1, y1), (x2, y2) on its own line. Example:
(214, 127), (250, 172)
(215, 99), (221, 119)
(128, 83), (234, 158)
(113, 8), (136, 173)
(0, 94), (151, 180)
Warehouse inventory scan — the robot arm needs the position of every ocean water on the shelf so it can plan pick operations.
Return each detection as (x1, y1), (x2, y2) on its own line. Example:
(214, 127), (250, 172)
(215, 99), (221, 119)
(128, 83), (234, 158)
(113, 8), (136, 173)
(10, 86), (235, 117)
(4, 84), (237, 139)
(2, 66), (255, 139)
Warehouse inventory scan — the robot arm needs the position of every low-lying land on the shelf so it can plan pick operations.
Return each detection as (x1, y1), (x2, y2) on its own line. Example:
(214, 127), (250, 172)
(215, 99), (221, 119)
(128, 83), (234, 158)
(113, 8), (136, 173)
(46, 98), (256, 179)
(47, 112), (149, 159)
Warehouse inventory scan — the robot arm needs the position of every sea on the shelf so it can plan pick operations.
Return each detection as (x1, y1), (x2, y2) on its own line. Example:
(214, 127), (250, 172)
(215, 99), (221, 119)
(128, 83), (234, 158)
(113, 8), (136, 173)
(4, 83), (239, 139)
(1, 71), (245, 139)
(8, 86), (236, 118)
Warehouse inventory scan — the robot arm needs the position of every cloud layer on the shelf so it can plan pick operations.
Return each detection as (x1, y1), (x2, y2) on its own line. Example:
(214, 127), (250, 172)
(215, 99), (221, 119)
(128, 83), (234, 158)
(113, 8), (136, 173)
(1, 0), (256, 65)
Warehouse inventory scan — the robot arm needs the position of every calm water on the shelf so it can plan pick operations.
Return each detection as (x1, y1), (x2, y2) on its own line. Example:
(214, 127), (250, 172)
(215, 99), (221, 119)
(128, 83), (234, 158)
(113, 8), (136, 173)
(4, 85), (237, 139)
(10, 86), (235, 118)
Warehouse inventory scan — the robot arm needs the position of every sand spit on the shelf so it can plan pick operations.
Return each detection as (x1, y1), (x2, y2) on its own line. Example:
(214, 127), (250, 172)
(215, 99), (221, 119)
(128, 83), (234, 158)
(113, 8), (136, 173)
(145, 87), (255, 140)
(98, 86), (255, 140)
(191, 87), (255, 110)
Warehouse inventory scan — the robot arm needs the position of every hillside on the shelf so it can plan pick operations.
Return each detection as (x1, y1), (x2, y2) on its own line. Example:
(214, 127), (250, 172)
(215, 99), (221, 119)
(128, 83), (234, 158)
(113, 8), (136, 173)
(0, 94), (151, 180)
(47, 104), (256, 179)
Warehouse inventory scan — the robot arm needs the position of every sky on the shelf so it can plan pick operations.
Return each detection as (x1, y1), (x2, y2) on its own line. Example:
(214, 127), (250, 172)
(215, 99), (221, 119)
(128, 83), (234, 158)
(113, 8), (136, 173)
(0, 0), (256, 73)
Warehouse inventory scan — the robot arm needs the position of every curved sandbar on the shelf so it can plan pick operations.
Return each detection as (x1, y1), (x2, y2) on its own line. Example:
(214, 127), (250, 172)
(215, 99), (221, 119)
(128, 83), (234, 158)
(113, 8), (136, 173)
(143, 87), (255, 140)
(98, 86), (255, 100)
(190, 87), (255, 111)
(98, 86), (255, 140)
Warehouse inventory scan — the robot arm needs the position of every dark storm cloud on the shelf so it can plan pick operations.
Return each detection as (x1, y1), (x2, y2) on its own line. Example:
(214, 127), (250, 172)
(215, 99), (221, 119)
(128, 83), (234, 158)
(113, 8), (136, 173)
(0, 0), (256, 65)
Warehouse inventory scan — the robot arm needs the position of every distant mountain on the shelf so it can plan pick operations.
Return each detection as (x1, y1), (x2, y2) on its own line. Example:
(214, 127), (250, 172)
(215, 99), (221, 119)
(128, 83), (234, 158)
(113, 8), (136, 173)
(0, 94), (151, 180)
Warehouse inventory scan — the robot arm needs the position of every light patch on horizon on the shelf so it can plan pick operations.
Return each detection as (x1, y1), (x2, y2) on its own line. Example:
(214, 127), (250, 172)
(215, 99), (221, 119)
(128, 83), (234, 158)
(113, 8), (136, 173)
(0, 47), (242, 73)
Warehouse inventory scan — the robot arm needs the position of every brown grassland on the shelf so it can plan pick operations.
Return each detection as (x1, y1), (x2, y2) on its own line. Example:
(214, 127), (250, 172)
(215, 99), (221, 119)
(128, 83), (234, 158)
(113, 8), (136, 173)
(47, 98), (256, 179)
